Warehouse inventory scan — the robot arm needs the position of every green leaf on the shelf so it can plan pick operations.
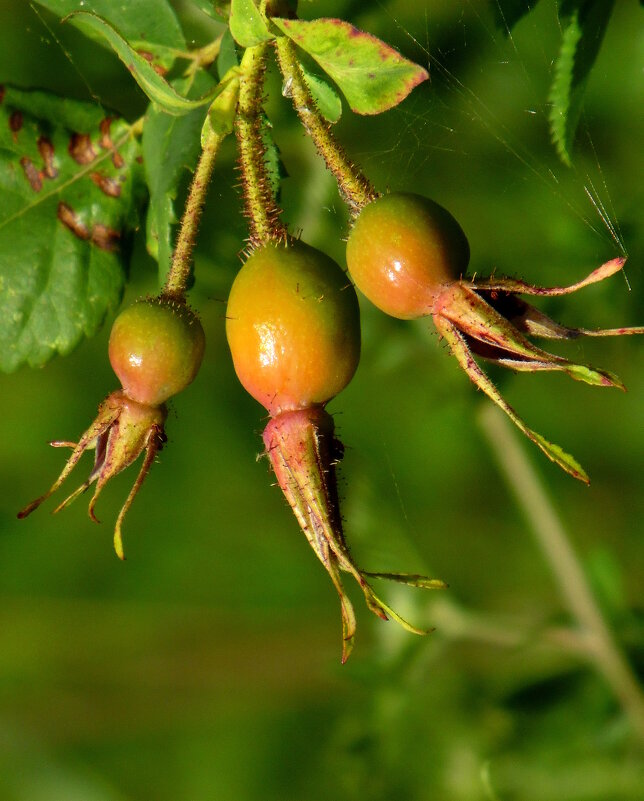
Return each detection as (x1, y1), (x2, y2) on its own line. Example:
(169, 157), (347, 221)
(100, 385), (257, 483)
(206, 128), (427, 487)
(548, 0), (615, 166)
(490, 0), (543, 33)
(298, 60), (342, 124)
(217, 27), (240, 79)
(272, 17), (428, 115)
(143, 71), (216, 285)
(32, 0), (186, 49)
(192, 0), (229, 22)
(229, 0), (274, 48)
(260, 113), (287, 202)
(68, 12), (218, 116)
(201, 68), (241, 143)
(0, 87), (144, 372)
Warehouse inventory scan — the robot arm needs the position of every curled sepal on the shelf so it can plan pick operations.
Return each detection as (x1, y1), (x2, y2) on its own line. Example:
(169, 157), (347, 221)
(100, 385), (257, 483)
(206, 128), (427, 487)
(473, 258), (644, 340)
(18, 390), (166, 558)
(263, 407), (445, 661)
(437, 282), (624, 390)
(430, 256), (644, 482)
(433, 314), (590, 483)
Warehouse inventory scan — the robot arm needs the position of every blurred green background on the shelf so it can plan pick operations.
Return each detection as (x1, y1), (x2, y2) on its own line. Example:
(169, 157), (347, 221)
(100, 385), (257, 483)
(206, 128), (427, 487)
(1, 1), (643, 798)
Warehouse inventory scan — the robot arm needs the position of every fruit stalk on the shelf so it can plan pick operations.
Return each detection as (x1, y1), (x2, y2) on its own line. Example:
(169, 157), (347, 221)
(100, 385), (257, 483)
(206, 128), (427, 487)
(273, 36), (378, 216)
(164, 124), (226, 300)
(236, 44), (288, 247)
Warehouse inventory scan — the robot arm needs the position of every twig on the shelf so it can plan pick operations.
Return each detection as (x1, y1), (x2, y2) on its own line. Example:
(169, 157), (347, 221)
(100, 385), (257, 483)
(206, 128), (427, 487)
(479, 403), (644, 741)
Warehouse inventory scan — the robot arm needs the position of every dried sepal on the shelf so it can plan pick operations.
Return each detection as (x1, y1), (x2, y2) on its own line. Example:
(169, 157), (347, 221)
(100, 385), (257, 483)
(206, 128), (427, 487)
(18, 390), (166, 558)
(263, 407), (445, 661)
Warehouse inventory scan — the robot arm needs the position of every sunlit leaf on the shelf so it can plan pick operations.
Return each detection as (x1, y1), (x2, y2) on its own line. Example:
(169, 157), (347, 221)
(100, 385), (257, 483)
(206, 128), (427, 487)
(0, 87), (144, 372)
(229, 0), (273, 47)
(272, 17), (428, 115)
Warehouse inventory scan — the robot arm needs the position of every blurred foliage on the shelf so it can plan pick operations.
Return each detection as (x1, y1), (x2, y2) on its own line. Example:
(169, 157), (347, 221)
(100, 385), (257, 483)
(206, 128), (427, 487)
(0, 1), (642, 799)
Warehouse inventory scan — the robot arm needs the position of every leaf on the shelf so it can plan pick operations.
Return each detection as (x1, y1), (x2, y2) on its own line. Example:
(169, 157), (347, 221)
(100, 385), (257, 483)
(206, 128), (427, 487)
(0, 86), (145, 372)
(68, 12), (219, 116)
(201, 68), (241, 143)
(143, 71), (216, 285)
(548, 0), (615, 166)
(259, 113), (287, 201)
(229, 0), (274, 48)
(192, 0), (229, 22)
(217, 27), (240, 79)
(491, 0), (543, 33)
(298, 60), (342, 124)
(32, 0), (186, 49)
(272, 17), (428, 115)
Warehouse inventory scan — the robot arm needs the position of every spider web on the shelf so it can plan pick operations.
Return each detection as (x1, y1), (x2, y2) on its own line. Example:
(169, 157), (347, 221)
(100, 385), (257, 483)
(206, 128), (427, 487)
(352, 0), (629, 262)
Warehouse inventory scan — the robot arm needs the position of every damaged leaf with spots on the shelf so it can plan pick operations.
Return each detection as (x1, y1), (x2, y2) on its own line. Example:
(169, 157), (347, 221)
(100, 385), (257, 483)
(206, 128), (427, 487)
(271, 17), (428, 115)
(0, 86), (145, 372)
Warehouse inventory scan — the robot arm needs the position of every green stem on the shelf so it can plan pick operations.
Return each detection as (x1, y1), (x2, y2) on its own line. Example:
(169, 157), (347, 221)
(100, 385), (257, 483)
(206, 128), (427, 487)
(479, 403), (644, 742)
(163, 127), (225, 300)
(235, 44), (288, 247)
(274, 36), (378, 217)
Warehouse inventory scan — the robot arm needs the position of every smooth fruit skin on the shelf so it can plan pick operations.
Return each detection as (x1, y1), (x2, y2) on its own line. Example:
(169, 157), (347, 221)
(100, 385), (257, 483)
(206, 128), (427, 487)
(346, 192), (470, 320)
(226, 241), (361, 417)
(109, 298), (205, 406)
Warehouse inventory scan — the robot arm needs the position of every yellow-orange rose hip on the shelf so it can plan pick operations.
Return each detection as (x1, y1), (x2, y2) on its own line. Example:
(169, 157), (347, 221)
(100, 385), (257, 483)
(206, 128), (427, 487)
(226, 241), (360, 417)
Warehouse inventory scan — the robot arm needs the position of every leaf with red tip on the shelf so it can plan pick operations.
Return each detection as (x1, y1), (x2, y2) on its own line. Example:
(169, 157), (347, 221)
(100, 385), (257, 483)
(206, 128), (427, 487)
(272, 17), (428, 115)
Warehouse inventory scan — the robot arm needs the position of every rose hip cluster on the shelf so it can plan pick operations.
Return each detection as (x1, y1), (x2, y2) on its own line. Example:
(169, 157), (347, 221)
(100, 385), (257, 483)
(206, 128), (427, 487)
(18, 186), (641, 658)
(19, 187), (642, 653)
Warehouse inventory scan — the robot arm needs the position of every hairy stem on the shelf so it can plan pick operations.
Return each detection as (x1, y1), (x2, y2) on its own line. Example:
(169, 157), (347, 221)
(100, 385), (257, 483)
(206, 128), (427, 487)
(274, 36), (378, 217)
(235, 44), (288, 247)
(479, 403), (644, 742)
(163, 127), (225, 300)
